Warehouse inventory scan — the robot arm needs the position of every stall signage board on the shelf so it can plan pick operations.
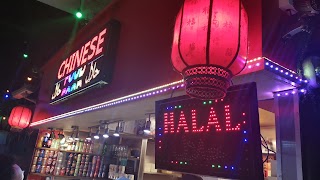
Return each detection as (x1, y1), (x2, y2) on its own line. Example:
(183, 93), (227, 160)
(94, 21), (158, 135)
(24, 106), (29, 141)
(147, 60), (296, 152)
(50, 20), (121, 104)
(155, 82), (263, 180)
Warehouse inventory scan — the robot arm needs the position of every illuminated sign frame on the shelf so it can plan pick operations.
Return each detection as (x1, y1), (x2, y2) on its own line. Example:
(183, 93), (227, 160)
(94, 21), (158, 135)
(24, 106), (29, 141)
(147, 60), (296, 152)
(50, 20), (121, 104)
(155, 82), (263, 179)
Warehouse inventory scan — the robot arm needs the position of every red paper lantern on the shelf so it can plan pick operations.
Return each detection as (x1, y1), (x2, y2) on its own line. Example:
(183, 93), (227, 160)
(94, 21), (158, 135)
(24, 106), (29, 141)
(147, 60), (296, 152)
(8, 106), (32, 129)
(171, 0), (248, 99)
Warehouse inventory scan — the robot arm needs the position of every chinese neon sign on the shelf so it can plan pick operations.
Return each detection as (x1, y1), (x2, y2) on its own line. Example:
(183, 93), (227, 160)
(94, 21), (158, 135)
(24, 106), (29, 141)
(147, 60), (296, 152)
(155, 82), (263, 179)
(50, 20), (121, 104)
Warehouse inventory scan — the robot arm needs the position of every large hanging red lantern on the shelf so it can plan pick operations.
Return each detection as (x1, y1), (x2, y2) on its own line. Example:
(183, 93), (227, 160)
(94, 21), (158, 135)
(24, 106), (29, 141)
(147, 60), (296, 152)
(171, 0), (248, 99)
(8, 106), (32, 129)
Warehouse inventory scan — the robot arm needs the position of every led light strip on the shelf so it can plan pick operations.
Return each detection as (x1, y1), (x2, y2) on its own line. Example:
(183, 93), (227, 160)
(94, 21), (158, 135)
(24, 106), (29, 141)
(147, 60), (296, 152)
(264, 57), (296, 74)
(30, 57), (304, 127)
(169, 161), (236, 170)
(274, 89), (306, 97)
(30, 80), (184, 126)
(246, 57), (262, 70)
(264, 58), (308, 85)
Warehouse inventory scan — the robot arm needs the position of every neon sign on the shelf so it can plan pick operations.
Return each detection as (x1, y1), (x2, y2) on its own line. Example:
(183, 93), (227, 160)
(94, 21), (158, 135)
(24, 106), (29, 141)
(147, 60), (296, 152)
(155, 82), (264, 179)
(50, 20), (121, 104)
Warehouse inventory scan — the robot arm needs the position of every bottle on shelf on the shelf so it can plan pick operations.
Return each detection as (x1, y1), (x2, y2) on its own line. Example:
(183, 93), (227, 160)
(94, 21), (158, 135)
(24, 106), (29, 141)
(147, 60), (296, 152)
(53, 136), (61, 149)
(51, 130), (59, 149)
(37, 135), (44, 148)
(71, 140), (76, 151)
(47, 129), (55, 148)
(42, 133), (49, 148)
(89, 141), (94, 154)
(82, 140), (88, 153)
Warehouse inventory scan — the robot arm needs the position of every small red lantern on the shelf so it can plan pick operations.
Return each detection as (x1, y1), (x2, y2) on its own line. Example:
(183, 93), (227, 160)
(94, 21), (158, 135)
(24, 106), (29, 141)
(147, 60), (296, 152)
(171, 0), (248, 99)
(8, 106), (32, 129)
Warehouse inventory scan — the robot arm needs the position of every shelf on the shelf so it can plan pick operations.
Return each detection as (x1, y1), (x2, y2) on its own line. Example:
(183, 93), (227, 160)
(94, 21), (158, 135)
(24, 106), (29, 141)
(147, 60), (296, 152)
(127, 156), (140, 161)
(143, 172), (169, 176)
(59, 149), (101, 156)
(143, 172), (182, 177)
(30, 173), (110, 180)
(35, 147), (102, 156)
(106, 156), (140, 161)
(35, 147), (59, 151)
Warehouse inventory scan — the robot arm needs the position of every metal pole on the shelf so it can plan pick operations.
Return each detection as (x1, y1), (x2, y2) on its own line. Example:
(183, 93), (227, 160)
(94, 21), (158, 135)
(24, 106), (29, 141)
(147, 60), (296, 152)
(138, 138), (148, 180)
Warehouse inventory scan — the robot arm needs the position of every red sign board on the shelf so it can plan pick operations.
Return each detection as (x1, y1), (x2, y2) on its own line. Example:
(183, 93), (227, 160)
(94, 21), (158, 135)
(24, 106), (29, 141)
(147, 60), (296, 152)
(155, 82), (263, 179)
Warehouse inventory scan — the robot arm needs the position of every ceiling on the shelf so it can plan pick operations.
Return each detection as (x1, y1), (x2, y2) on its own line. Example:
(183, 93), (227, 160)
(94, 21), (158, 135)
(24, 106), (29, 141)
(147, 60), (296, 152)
(37, 0), (113, 20)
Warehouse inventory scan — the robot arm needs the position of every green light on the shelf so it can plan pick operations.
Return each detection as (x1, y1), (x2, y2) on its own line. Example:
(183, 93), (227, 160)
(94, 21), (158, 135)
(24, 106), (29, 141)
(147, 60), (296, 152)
(212, 165), (215, 168)
(209, 101), (212, 104)
(203, 102), (206, 105)
(23, 54), (28, 58)
(76, 11), (83, 19)
(180, 162), (183, 164)
(218, 165), (221, 168)
(179, 105), (182, 108)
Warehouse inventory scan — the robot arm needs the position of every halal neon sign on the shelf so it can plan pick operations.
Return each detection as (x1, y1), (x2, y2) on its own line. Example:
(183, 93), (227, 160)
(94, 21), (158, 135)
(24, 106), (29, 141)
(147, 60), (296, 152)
(155, 83), (264, 180)
(50, 20), (120, 104)
(163, 105), (243, 134)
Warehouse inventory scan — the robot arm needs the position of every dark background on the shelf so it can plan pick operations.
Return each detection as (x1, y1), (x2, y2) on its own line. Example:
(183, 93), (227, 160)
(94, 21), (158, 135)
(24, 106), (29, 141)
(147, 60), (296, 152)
(0, 0), (87, 116)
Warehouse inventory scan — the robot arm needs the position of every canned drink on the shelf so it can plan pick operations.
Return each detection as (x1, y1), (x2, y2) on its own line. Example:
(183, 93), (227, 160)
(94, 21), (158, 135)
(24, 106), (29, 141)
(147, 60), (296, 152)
(45, 166), (50, 174)
(79, 168), (83, 176)
(44, 150), (49, 158)
(74, 168), (79, 176)
(49, 150), (54, 158)
(70, 168), (75, 176)
(47, 157), (53, 165)
(82, 169), (87, 177)
(77, 154), (82, 163)
(39, 149), (45, 157)
(53, 151), (58, 158)
(35, 149), (40, 157)
(31, 165), (36, 173)
(37, 157), (43, 165)
(80, 163), (84, 169)
(50, 166), (55, 174)
(60, 167), (66, 176)
(92, 156), (97, 164)
(85, 155), (90, 162)
(32, 156), (38, 165)
(86, 164), (92, 177)
(55, 167), (60, 176)
(72, 160), (76, 168)
(42, 158), (47, 166)
(66, 167), (71, 176)
(52, 159), (57, 166)
(40, 166), (46, 174)
(58, 152), (64, 160)
(67, 153), (74, 163)
(35, 165), (42, 173)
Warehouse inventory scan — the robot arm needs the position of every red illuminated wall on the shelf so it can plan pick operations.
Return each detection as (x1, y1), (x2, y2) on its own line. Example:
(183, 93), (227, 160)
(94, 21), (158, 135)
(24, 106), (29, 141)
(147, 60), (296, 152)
(32, 0), (264, 123)
(242, 0), (262, 59)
